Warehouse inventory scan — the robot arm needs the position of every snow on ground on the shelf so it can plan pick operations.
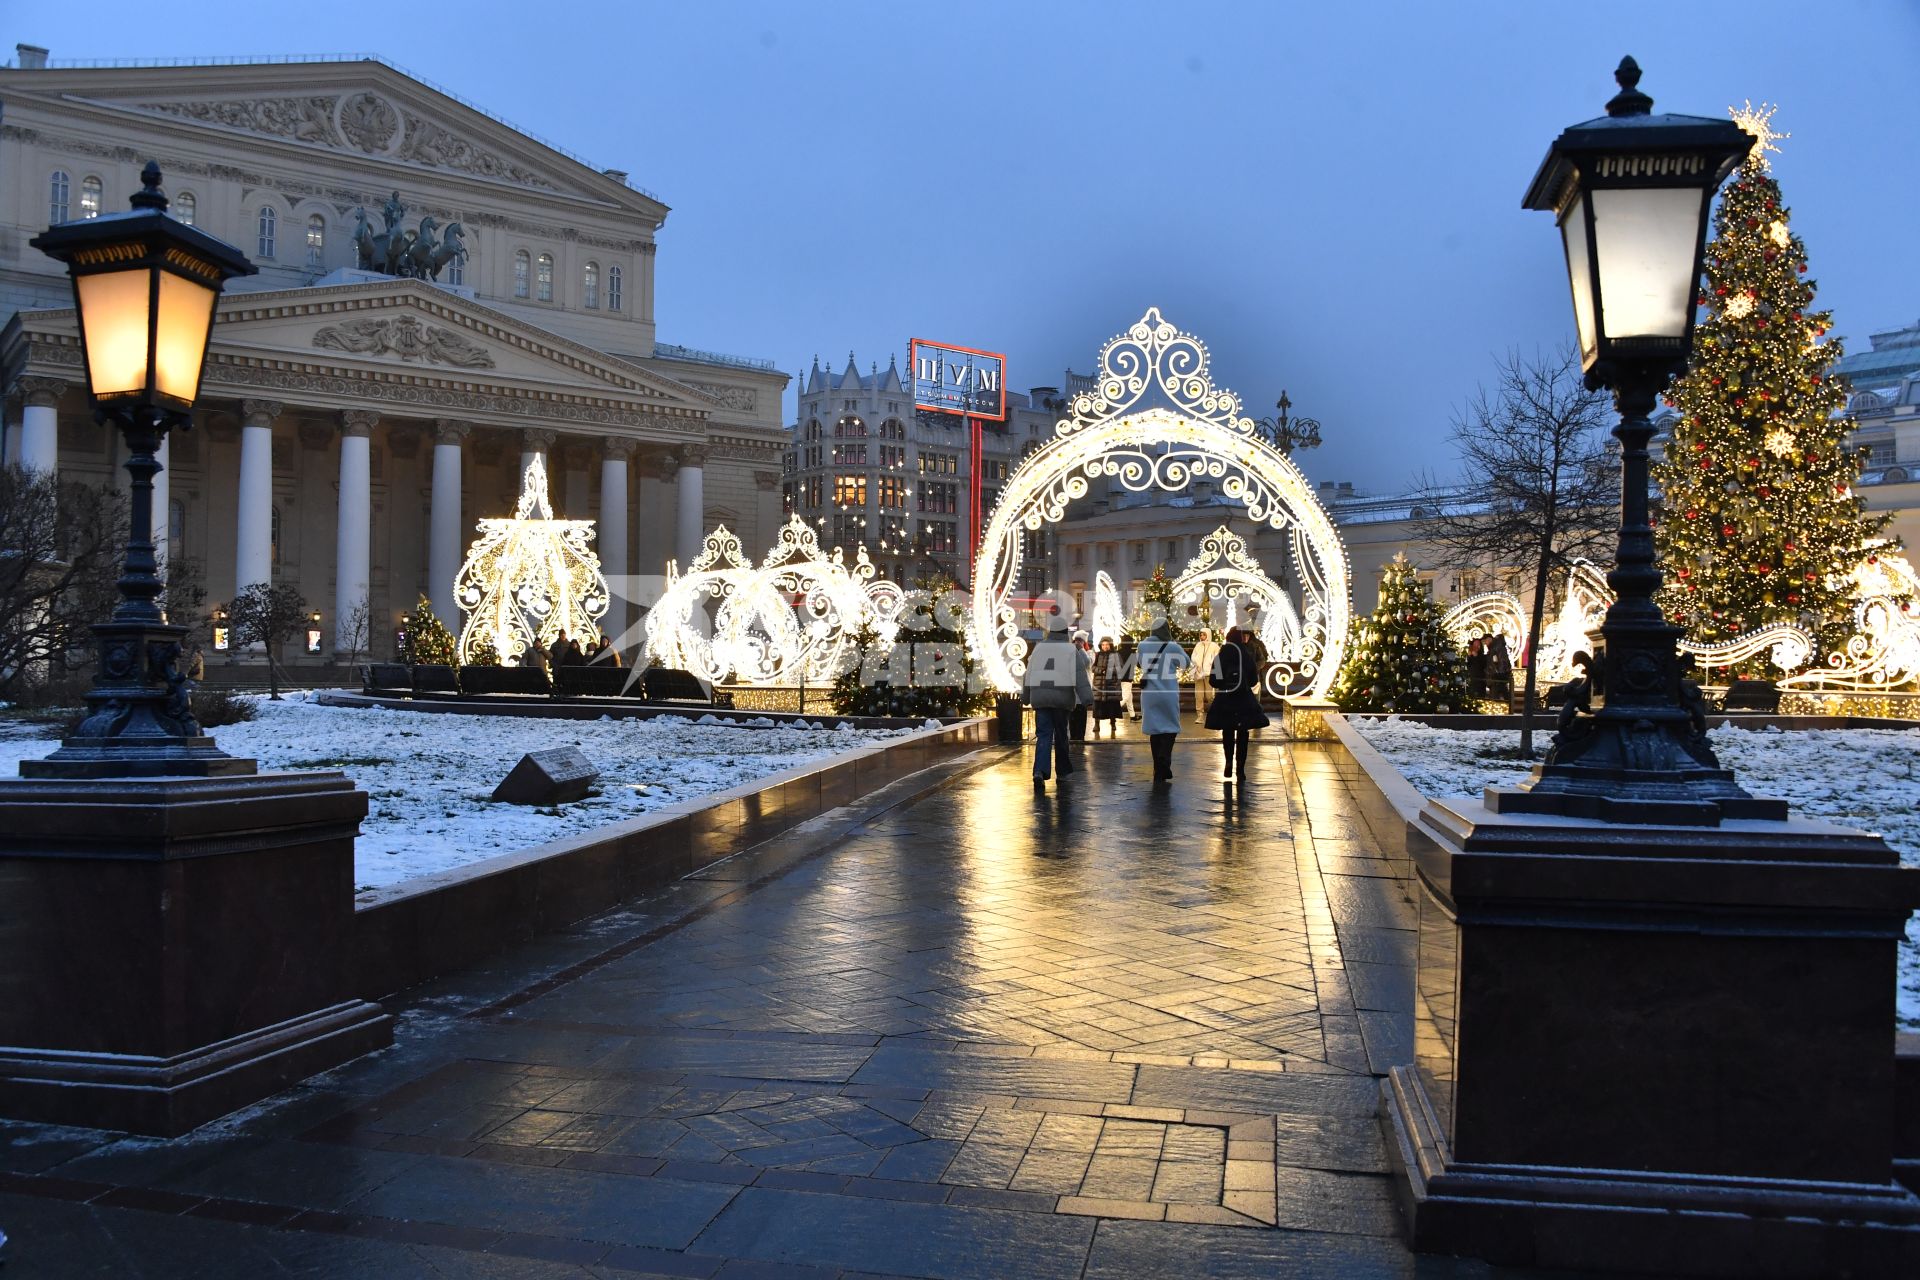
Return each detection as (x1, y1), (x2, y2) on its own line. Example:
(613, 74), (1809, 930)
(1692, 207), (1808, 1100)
(0, 696), (916, 893)
(1352, 716), (1920, 1028)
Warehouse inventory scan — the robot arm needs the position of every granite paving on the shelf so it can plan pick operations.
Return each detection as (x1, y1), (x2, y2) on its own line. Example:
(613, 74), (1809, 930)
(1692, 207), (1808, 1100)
(0, 734), (1547, 1277)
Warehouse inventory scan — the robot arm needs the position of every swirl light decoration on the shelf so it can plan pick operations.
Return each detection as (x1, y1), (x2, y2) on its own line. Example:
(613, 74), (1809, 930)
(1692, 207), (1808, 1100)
(641, 517), (896, 686)
(1092, 571), (1125, 646)
(455, 454), (608, 664)
(1776, 547), (1920, 692)
(970, 307), (1351, 696)
(1169, 524), (1306, 695)
(1441, 592), (1529, 653)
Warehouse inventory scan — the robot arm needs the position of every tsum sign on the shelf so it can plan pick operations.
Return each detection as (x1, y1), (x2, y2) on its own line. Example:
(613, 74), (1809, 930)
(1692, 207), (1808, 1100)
(909, 339), (1006, 421)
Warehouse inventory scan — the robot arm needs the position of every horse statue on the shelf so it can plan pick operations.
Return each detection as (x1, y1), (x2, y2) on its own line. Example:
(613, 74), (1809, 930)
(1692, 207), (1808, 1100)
(383, 229), (416, 277)
(405, 216), (440, 278)
(351, 207), (381, 272)
(427, 221), (467, 281)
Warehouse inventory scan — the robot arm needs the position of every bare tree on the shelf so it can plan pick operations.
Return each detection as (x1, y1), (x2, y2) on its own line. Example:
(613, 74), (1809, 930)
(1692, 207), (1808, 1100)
(226, 582), (309, 700)
(338, 597), (373, 668)
(0, 465), (126, 703)
(1416, 349), (1617, 752)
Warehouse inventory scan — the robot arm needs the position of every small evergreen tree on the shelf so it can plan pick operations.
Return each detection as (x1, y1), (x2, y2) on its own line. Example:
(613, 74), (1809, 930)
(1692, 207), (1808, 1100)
(830, 578), (994, 718)
(1330, 556), (1471, 713)
(398, 595), (459, 666)
(1125, 564), (1201, 645)
(1654, 105), (1893, 655)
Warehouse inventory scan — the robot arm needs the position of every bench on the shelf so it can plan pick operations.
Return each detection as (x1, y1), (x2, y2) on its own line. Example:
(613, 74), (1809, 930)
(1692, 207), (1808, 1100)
(1721, 679), (1781, 714)
(553, 663), (641, 699)
(458, 665), (551, 697)
(363, 663), (413, 695)
(411, 664), (461, 697)
(643, 666), (723, 706)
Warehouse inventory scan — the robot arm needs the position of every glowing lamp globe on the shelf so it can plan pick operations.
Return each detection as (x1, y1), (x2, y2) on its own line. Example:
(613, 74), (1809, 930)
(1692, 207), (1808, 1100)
(29, 161), (256, 420)
(1521, 57), (1751, 387)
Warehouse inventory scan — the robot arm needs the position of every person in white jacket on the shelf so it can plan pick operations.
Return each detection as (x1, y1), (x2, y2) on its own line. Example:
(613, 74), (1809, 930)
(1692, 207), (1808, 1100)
(1189, 629), (1219, 720)
(1128, 620), (1191, 782)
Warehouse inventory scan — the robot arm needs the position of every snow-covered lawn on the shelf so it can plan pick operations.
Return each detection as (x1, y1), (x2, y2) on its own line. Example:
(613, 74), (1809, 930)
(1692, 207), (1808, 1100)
(1352, 717), (1920, 1028)
(0, 696), (921, 893)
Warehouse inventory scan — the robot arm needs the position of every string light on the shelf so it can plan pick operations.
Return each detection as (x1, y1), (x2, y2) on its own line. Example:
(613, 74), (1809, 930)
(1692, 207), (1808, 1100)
(454, 455), (608, 664)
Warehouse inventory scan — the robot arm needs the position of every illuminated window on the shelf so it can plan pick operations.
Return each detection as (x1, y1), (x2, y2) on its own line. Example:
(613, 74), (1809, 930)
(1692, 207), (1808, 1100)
(877, 477), (906, 508)
(306, 213), (325, 268)
(583, 262), (599, 309)
(607, 264), (622, 312)
(257, 206), (277, 258)
(536, 253), (554, 302)
(832, 442), (868, 466)
(49, 171), (70, 222)
(79, 175), (103, 218)
(834, 475), (867, 506)
(513, 250), (530, 297)
(175, 191), (196, 225)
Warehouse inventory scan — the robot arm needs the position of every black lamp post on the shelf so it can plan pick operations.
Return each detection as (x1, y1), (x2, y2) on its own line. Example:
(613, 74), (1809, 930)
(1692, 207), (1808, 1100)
(1493, 57), (1777, 824)
(1257, 390), (1322, 457)
(22, 161), (258, 778)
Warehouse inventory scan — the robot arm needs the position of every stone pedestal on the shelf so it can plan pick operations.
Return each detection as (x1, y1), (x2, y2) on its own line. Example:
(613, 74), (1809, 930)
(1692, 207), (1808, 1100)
(1382, 796), (1920, 1277)
(0, 773), (392, 1136)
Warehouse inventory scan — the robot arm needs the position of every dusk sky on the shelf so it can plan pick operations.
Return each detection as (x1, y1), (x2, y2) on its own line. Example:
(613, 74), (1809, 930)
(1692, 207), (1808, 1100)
(16, 0), (1918, 492)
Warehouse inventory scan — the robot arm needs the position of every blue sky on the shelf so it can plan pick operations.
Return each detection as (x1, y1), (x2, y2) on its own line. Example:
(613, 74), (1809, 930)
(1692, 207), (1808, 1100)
(17, 0), (1918, 491)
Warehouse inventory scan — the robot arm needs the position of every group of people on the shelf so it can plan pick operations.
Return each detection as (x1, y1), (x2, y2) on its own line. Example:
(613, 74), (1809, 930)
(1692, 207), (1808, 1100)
(1464, 633), (1513, 700)
(538, 632), (621, 670)
(1021, 619), (1271, 789)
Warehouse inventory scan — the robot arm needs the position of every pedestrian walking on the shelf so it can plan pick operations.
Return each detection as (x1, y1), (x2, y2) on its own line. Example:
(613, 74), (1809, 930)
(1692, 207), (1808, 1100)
(1206, 626), (1271, 782)
(1069, 630), (1092, 742)
(1129, 621), (1190, 782)
(1117, 637), (1139, 720)
(1487, 633), (1513, 703)
(1189, 628), (1219, 721)
(1021, 613), (1092, 789)
(1091, 636), (1124, 735)
(1466, 636), (1488, 697)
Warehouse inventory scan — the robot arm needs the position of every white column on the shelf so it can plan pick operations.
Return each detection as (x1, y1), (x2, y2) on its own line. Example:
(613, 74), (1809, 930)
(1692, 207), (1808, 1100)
(335, 410), (377, 651)
(675, 444), (707, 568)
(235, 398), (281, 592)
(753, 470), (781, 552)
(520, 427), (555, 495)
(152, 436), (171, 571)
(17, 377), (65, 477)
(430, 419), (468, 630)
(600, 438), (634, 640)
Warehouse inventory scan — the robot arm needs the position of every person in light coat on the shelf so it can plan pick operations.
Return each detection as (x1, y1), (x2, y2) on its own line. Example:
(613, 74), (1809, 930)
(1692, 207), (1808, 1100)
(1127, 620), (1190, 782)
(1189, 629), (1219, 720)
(1021, 613), (1094, 788)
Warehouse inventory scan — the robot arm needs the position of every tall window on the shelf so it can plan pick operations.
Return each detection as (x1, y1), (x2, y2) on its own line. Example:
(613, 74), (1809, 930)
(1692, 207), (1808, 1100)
(446, 251), (463, 286)
(834, 475), (867, 506)
(49, 171), (70, 223)
(168, 499), (186, 546)
(512, 250), (530, 297)
(607, 264), (622, 312)
(880, 418), (906, 440)
(583, 262), (599, 309)
(174, 191), (196, 226)
(79, 175), (103, 219)
(257, 206), (277, 258)
(536, 253), (554, 302)
(305, 214), (326, 269)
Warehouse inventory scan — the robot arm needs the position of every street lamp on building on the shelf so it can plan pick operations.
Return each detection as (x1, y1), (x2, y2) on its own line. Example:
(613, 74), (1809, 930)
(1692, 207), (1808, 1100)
(1256, 390), (1321, 457)
(1493, 56), (1770, 823)
(23, 161), (257, 778)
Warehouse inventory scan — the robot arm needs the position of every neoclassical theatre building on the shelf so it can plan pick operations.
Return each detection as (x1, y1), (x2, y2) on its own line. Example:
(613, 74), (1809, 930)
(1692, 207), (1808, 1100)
(0, 49), (788, 658)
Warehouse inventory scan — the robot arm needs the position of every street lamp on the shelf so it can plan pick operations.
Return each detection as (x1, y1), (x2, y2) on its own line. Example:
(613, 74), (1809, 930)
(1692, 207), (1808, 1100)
(1256, 390), (1322, 457)
(22, 161), (257, 778)
(1496, 57), (1773, 823)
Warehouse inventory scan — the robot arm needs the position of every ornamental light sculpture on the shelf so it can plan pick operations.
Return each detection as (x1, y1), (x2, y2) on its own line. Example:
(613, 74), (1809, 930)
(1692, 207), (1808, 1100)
(1496, 57), (1777, 823)
(23, 162), (257, 779)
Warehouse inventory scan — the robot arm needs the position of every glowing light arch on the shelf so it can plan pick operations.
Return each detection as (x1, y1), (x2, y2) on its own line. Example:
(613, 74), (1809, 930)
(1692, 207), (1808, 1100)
(1170, 525), (1306, 696)
(455, 454), (608, 664)
(971, 308), (1351, 696)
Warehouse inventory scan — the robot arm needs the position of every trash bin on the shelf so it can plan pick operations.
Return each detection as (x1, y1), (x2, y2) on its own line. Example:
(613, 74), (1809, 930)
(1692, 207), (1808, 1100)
(996, 695), (1025, 743)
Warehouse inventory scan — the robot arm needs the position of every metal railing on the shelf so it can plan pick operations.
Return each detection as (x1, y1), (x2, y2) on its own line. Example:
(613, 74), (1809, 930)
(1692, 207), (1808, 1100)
(13, 52), (662, 201)
(650, 342), (777, 372)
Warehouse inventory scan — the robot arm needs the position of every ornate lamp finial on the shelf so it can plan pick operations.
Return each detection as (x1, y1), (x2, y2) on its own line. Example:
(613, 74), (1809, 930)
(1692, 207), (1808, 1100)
(130, 160), (168, 212)
(1606, 56), (1653, 117)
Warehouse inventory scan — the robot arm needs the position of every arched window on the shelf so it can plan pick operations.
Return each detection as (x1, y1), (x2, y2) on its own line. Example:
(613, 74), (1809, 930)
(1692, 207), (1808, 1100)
(512, 250), (530, 298)
(583, 262), (599, 309)
(174, 192), (196, 226)
(607, 264), (622, 312)
(305, 213), (326, 268)
(446, 250), (464, 286)
(79, 175), (103, 219)
(49, 171), (70, 223)
(257, 206), (277, 259)
(536, 253), (554, 302)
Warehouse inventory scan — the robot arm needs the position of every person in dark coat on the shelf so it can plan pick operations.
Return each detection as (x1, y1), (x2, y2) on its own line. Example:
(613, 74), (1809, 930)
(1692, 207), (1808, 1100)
(1205, 626), (1271, 782)
(1068, 630), (1092, 742)
(1090, 636), (1124, 734)
(1466, 636), (1489, 697)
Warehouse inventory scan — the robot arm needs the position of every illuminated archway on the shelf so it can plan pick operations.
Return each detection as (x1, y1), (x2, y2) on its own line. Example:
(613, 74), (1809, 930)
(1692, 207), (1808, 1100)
(1170, 525), (1306, 696)
(971, 308), (1350, 696)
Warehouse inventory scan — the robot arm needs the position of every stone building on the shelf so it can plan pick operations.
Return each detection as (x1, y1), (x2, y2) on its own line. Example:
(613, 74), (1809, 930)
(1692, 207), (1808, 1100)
(0, 49), (788, 659)
(783, 353), (1060, 594)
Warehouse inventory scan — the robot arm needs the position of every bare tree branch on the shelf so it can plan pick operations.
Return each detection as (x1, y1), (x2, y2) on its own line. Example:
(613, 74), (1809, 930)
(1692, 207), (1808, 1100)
(0, 466), (127, 702)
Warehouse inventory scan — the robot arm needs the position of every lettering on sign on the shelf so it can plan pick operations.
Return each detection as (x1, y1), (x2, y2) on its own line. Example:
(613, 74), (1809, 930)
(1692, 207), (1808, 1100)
(909, 339), (1007, 421)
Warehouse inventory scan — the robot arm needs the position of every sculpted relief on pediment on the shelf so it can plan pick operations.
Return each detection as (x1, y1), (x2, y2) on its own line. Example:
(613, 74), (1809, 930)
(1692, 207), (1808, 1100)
(312, 315), (495, 368)
(131, 92), (559, 191)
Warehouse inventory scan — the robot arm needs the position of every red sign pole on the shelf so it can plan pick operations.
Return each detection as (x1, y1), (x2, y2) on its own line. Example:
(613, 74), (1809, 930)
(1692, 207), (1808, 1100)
(968, 413), (982, 589)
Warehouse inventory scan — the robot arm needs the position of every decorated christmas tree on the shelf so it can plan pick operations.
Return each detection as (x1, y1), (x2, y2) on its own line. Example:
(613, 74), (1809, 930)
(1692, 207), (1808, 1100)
(398, 595), (459, 666)
(1329, 556), (1471, 713)
(1125, 564), (1201, 645)
(1654, 104), (1892, 653)
(830, 577), (996, 718)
